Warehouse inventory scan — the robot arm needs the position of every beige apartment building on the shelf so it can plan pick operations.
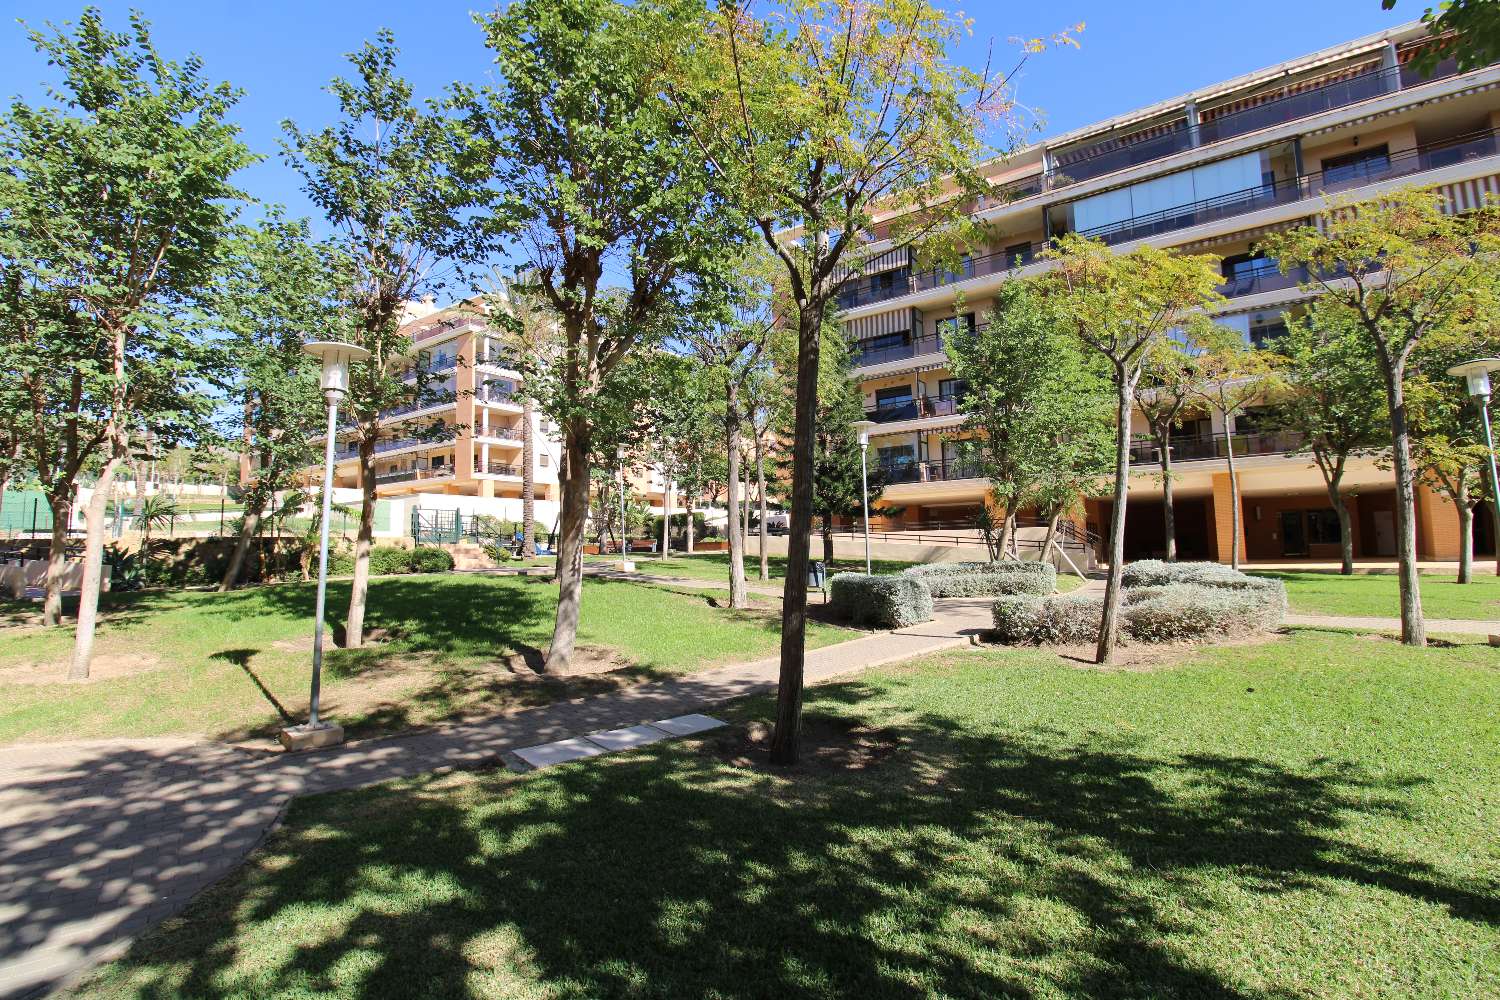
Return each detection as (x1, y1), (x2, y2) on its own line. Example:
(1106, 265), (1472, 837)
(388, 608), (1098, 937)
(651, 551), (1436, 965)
(842, 21), (1499, 564)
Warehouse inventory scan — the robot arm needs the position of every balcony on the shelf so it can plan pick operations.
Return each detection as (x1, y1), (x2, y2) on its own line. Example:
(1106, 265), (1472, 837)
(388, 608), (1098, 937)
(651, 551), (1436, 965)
(1050, 121), (1196, 187)
(876, 459), (983, 485)
(866, 400), (919, 423)
(375, 467), (453, 486)
(851, 334), (941, 367)
(1128, 430), (1306, 466)
(477, 351), (518, 369)
(1073, 128), (1500, 248)
(474, 460), (520, 476)
(1218, 262), (1311, 299)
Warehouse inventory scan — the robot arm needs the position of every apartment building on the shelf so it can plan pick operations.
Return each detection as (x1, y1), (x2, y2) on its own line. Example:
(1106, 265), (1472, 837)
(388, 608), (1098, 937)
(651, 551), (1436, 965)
(841, 21), (1500, 564)
(305, 298), (563, 511)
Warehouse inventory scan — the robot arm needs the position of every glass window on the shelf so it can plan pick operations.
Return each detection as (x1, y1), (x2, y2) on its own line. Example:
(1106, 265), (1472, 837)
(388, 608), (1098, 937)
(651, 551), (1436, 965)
(935, 313), (976, 340)
(1322, 145), (1390, 184)
(1307, 509), (1341, 545)
(938, 378), (969, 400)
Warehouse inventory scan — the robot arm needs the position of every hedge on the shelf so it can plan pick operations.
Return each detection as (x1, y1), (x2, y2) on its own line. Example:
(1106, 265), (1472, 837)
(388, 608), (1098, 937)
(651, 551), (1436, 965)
(904, 560), (1056, 598)
(1121, 560), (1252, 589)
(989, 567), (1285, 646)
(328, 545), (454, 576)
(828, 573), (934, 629)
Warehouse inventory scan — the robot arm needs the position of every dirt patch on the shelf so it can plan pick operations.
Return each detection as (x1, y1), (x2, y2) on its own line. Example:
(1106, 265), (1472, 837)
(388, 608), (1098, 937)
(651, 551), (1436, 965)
(0, 651), (164, 685)
(270, 636), (314, 653)
(501, 644), (633, 677)
(703, 716), (902, 776)
(976, 629), (1284, 671)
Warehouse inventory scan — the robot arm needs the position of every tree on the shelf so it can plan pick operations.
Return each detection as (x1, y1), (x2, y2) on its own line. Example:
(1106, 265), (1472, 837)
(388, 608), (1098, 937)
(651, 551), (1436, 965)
(1190, 329), (1281, 571)
(682, 256), (775, 608)
(1412, 336), (1500, 583)
(1044, 234), (1225, 665)
(282, 30), (493, 648)
(1269, 311), (1389, 575)
(1136, 341), (1201, 561)
(945, 279), (1113, 559)
(1260, 187), (1500, 646)
(3, 10), (251, 678)
(1383, 1), (1500, 73)
(212, 213), (331, 591)
(477, 0), (735, 671)
(674, 0), (1073, 764)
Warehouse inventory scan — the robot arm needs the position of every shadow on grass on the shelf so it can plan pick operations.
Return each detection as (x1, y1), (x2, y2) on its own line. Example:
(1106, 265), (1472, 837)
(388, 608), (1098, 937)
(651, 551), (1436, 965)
(210, 649), (294, 725)
(80, 688), (1495, 1000)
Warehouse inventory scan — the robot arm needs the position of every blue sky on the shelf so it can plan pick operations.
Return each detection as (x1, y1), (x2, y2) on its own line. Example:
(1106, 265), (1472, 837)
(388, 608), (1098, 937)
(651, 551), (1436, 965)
(0, 1), (1410, 273)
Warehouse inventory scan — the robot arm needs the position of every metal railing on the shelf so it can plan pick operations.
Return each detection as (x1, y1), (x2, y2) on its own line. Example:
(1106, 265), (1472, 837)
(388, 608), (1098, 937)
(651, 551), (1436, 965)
(1051, 121), (1196, 187)
(1074, 127), (1500, 247)
(851, 334), (943, 367)
(375, 467), (453, 485)
(876, 459), (983, 485)
(474, 460), (520, 476)
(1128, 430), (1306, 465)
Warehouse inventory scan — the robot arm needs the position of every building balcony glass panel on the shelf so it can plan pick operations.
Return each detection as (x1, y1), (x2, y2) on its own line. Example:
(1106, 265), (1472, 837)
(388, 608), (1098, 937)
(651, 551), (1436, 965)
(1050, 122), (1195, 187)
(866, 400), (919, 423)
(875, 458), (982, 485)
(1128, 430), (1306, 465)
(375, 467), (454, 485)
(474, 460), (520, 476)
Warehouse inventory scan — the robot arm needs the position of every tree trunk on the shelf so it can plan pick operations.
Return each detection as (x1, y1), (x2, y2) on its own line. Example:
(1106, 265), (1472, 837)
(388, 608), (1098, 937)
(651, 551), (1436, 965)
(1316, 454), (1354, 576)
(1458, 499), (1474, 585)
(1384, 371), (1426, 646)
(545, 431), (591, 671)
(770, 303), (822, 767)
(1096, 379), (1134, 665)
(344, 435), (376, 648)
(521, 396), (536, 559)
(994, 508), (1012, 562)
(43, 491), (72, 627)
(1158, 441), (1176, 561)
(756, 435), (769, 581)
(219, 494), (263, 592)
(821, 511), (834, 565)
(725, 402), (747, 609)
(686, 499), (695, 553)
(69, 447), (124, 680)
(1224, 432), (1242, 571)
(1042, 510), (1060, 566)
(741, 457), (752, 542)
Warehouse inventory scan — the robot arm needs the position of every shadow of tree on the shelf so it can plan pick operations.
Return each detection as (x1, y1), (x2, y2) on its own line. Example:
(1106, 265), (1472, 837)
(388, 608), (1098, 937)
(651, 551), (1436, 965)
(83, 691), (1495, 1000)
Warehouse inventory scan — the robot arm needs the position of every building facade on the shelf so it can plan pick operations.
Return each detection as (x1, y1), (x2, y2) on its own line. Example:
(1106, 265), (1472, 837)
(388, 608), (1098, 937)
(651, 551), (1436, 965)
(842, 22), (1500, 563)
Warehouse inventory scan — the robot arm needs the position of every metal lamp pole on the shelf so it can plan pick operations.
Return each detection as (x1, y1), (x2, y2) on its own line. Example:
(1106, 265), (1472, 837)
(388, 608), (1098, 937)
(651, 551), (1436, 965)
(853, 419), (877, 574)
(617, 446), (629, 563)
(1448, 358), (1500, 574)
(288, 341), (370, 749)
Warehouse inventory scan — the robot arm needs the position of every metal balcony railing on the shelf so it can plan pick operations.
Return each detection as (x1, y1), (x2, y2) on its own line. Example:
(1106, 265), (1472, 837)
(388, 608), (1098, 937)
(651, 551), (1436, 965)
(875, 459), (983, 485)
(474, 460), (520, 476)
(1128, 430), (1306, 465)
(375, 467), (453, 485)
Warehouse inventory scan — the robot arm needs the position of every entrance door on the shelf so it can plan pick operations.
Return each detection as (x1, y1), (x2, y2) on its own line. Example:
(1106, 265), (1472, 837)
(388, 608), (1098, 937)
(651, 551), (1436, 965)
(1372, 510), (1397, 556)
(1280, 510), (1308, 557)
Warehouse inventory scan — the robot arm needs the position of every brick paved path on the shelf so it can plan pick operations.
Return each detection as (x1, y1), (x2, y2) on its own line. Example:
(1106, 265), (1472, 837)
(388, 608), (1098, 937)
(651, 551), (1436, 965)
(0, 600), (989, 999)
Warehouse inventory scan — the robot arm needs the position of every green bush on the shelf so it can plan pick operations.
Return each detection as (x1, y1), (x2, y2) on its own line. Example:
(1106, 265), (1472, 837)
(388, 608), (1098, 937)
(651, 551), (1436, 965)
(1123, 582), (1285, 642)
(1035, 593), (1105, 644)
(905, 560), (1056, 597)
(991, 594), (1044, 642)
(1121, 560), (1248, 589)
(370, 546), (413, 575)
(828, 573), (934, 629)
(408, 547), (455, 573)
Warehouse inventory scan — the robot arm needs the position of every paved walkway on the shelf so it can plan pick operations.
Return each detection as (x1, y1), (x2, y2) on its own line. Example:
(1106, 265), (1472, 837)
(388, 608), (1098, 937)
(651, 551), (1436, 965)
(1284, 613), (1498, 635)
(0, 599), (989, 1000)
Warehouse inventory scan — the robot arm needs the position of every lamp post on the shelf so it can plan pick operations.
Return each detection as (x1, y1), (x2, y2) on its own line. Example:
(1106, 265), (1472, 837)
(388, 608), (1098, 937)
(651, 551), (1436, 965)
(852, 419), (877, 574)
(1448, 358), (1500, 593)
(282, 340), (370, 752)
(617, 446), (631, 569)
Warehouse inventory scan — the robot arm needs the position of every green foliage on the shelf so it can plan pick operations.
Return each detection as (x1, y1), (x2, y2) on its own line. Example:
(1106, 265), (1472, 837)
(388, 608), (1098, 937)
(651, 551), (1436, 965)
(945, 280), (1113, 518)
(827, 572), (934, 629)
(1384, 0), (1500, 73)
(407, 547), (455, 574)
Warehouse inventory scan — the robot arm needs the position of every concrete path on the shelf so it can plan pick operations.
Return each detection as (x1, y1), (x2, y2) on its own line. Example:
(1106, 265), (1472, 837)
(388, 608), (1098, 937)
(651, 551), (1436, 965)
(0, 599), (989, 1000)
(1284, 613), (1499, 636)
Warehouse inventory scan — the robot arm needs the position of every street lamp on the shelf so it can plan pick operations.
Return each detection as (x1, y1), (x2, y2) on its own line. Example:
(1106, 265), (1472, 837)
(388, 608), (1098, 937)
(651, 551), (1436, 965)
(852, 419), (877, 574)
(1448, 358), (1500, 595)
(281, 340), (370, 752)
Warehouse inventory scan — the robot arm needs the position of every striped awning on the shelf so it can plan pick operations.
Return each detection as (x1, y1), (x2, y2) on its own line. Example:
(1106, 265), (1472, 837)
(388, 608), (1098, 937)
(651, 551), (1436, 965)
(1436, 173), (1500, 212)
(834, 246), (911, 282)
(1175, 218), (1312, 252)
(1199, 58), (1382, 123)
(843, 308), (917, 341)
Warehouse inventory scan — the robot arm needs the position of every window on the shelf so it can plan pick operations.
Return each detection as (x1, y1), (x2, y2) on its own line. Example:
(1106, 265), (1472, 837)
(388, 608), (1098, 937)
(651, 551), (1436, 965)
(540, 454), (550, 468)
(935, 313), (976, 340)
(857, 331), (910, 355)
(877, 444), (915, 466)
(1321, 144), (1390, 184)
(1307, 508), (1341, 545)
(1250, 319), (1288, 349)
(875, 385), (914, 406)
(431, 455), (446, 469)
(1222, 252), (1277, 281)
(1005, 242), (1034, 266)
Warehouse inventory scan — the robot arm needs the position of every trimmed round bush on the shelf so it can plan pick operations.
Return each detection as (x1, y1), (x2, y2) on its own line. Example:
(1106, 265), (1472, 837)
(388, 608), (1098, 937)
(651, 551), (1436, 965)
(408, 547), (455, 573)
(1122, 560), (1252, 589)
(991, 594), (1044, 642)
(829, 573), (934, 629)
(370, 546), (414, 575)
(904, 560), (1056, 597)
(1123, 581), (1284, 642)
(1035, 592), (1104, 644)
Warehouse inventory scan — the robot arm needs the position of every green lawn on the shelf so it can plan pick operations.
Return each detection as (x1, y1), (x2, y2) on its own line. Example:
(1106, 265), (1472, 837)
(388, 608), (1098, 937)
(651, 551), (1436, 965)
(1254, 570), (1500, 620)
(0, 574), (849, 746)
(70, 629), (1500, 999)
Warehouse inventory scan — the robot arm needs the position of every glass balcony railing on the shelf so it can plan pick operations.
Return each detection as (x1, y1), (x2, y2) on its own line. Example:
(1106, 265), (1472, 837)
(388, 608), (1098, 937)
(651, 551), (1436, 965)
(474, 460), (520, 476)
(375, 467), (454, 486)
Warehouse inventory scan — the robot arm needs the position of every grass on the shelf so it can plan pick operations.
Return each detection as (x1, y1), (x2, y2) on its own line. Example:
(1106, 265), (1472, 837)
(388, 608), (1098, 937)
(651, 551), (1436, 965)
(1253, 570), (1500, 620)
(0, 574), (850, 746)
(70, 629), (1500, 999)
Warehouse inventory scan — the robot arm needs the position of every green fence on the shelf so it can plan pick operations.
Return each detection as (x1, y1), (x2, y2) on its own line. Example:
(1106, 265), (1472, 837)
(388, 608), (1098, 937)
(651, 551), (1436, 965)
(0, 490), (54, 534)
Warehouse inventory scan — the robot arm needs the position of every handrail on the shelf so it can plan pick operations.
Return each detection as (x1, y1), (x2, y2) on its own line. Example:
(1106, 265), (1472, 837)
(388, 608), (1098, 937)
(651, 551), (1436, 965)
(1129, 430), (1306, 465)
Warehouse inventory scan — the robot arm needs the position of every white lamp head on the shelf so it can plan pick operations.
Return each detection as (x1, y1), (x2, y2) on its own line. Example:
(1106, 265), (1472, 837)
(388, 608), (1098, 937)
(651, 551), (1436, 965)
(1446, 358), (1500, 399)
(303, 341), (371, 400)
(851, 419), (878, 446)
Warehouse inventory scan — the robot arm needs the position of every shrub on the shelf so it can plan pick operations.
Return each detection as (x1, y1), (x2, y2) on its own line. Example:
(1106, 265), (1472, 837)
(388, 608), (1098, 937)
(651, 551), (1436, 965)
(904, 560), (1056, 597)
(370, 546), (413, 576)
(1035, 592), (1104, 644)
(484, 542), (514, 563)
(408, 547), (455, 573)
(828, 573), (934, 629)
(991, 594), (1044, 642)
(1121, 560), (1251, 589)
(1123, 581), (1285, 642)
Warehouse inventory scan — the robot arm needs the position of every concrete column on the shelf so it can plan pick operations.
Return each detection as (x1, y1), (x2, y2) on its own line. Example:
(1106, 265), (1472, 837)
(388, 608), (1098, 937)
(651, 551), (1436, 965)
(1211, 472), (1245, 565)
(1185, 100), (1201, 147)
(454, 330), (476, 485)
